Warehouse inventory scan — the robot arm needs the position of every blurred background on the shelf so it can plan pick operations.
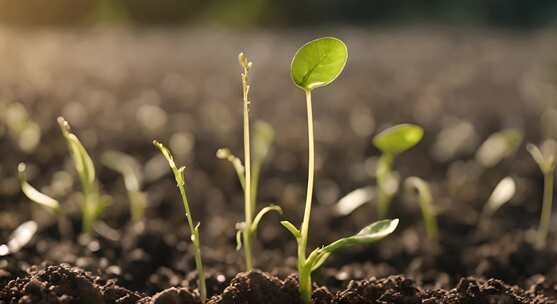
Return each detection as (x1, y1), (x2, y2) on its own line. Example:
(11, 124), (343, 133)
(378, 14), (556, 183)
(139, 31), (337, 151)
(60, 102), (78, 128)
(0, 0), (556, 28)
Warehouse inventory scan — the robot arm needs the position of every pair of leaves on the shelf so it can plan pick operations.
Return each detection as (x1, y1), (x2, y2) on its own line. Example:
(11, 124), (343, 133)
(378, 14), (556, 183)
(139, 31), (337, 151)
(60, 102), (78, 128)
(281, 219), (399, 272)
(527, 140), (557, 174)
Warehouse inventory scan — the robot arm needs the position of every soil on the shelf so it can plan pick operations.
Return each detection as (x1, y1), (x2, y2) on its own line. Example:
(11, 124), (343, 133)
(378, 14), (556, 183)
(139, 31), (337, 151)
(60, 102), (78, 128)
(2, 27), (557, 303)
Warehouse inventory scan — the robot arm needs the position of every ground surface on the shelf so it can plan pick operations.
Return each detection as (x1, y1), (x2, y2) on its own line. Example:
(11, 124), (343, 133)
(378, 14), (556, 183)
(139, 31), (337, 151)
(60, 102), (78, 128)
(1, 27), (557, 303)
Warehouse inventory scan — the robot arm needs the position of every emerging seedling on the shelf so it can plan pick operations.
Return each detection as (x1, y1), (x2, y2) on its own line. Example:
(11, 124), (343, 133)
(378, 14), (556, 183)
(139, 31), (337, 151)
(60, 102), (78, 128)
(58, 117), (110, 234)
(102, 150), (147, 223)
(527, 140), (557, 248)
(217, 53), (282, 271)
(476, 128), (523, 168)
(153, 140), (206, 302)
(404, 177), (438, 241)
(281, 37), (398, 304)
(17, 163), (73, 238)
(373, 124), (423, 218)
(481, 176), (516, 218)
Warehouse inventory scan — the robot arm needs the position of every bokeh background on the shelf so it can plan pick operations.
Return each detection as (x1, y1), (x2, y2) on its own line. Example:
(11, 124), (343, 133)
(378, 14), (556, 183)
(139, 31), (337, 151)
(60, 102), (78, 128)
(0, 0), (556, 28)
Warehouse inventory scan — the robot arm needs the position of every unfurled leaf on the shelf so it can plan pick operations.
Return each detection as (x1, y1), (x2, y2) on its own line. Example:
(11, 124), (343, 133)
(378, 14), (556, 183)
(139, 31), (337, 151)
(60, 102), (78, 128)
(291, 37), (348, 91)
(373, 124), (423, 155)
(322, 219), (399, 253)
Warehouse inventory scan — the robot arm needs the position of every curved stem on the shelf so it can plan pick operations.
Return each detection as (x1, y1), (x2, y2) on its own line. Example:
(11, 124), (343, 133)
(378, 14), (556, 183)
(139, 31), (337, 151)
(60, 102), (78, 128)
(299, 89), (315, 304)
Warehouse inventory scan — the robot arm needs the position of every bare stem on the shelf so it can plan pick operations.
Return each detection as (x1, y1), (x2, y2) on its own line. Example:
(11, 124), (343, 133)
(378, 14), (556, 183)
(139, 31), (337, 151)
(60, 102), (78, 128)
(299, 89), (315, 304)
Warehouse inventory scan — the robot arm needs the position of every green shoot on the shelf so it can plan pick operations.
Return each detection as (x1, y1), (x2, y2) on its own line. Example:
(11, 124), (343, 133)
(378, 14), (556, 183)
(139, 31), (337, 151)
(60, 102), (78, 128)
(102, 150), (147, 223)
(476, 128), (523, 168)
(18, 163), (61, 214)
(373, 124), (423, 218)
(153, 140), (206, 302)
(58, 117), (110, 234)
(481, 176), (516, 218)
(404, 177), (438, 241)
(527, 141), (557, 248)
(285, 36), (392, 304)
(217, 53), (282, 271)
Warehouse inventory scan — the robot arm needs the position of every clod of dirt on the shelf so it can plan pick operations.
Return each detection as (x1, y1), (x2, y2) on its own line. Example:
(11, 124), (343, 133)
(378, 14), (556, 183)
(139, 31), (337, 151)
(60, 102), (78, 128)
(336, 275), (421, 304)
(0, 264), (141, 304)
(148, 287), (200, 304)
(208, 271), (302, 304)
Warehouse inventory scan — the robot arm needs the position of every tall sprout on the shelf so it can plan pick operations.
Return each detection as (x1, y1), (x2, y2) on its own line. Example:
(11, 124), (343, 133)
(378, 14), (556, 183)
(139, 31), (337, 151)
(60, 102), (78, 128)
(153, 141), (206, 302)
(217, 53), (281, 271)
(281, 37), (398, 304)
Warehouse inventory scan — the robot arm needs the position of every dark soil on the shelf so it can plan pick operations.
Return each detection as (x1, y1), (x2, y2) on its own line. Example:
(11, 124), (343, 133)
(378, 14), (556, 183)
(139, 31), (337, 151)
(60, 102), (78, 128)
(2, 27), (557, 303)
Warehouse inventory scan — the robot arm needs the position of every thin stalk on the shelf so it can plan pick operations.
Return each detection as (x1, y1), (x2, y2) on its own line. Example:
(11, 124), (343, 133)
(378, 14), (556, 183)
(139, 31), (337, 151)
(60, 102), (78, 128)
(177, 183), (207, 302)
(537, 169), (554, 248)
(240, 54), (254, 271)
(299, 89), (315, 304)
(376, 153), (394, 219)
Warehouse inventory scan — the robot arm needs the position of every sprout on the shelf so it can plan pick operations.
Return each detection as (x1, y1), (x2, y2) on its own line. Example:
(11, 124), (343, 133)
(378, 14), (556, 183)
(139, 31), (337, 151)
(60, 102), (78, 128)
(476, 129), (523, 168)
(58, 117), (110, 234)
(404, 177), (438, 241)
(153, 140), (206, 302)
(482, 176), (516, 217)
(373, 124), (423, 218)
(527, 140), (557, 248)
(102, 150), (147, 223)
(282, 37), (397, 304)
(217, 53), (282, 271)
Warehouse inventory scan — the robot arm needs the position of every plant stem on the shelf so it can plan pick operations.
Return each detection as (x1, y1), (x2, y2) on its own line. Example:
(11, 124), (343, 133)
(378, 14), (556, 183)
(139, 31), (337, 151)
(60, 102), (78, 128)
(537, 169), (554, 248)
(377, 153), (394, 219)
(178, 183), (206, 302)
(299, 89), (315, 304)
(241, 56), (254, 271)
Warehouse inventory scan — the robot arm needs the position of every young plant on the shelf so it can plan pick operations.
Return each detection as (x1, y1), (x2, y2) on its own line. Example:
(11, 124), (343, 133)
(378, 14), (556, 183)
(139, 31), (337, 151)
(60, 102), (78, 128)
(281, 37), (399, 304)
(17, 163), (72, 238)
(527, 140), (557, 248)
(153, 140), (206, 302)
(373, 124), (423, 218)
(216, 53), (281, 271)
(404, 176), (438, 241)
(58, 117), (110, 234)
(102, 150), (147, 223)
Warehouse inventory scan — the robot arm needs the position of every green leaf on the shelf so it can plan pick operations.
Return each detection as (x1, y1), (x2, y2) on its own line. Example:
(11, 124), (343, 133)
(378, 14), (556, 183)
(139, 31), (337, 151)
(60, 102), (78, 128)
(18, 163), (60, 213)
(322, 219), (399, 253)
(373, 124), (423, 155)
(309, 250), (331, 272)
(280, 220), (301, 239)
(483, 176), (516, 216)
(291, 37), (348, 91)
(57, 117), (96, 187)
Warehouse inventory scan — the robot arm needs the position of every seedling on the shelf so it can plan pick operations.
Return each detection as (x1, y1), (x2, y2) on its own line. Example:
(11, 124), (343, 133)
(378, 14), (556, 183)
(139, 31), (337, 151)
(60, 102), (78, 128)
(58, 117), (110, 234)
(527, 140), (557, 248)
(281, 37), (398, 304)
(373, 124), (423, 218)
(476, 128), (523, 168)
(404, 176), (438, 241)
(481, 176), (516, 218)
(102, 150), (147, 223)
(217, 53), (281, 271)
(17, 162), (73, 238)
(153, 140), (206, 302)
(18, 117), (108, 235)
